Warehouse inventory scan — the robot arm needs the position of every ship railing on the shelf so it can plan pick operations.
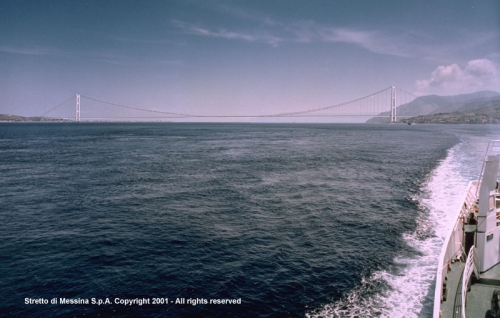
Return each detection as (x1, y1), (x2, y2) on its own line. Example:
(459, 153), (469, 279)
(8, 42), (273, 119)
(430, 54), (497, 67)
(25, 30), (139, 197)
(433, 181), (477, 317)
(461, 245), (480, 318)
(434, 211), (464, 316)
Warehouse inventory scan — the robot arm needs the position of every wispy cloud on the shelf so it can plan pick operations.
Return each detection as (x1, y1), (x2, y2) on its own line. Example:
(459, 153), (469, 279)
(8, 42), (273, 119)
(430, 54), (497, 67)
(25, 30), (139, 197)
(171, 2), (421, 56)
(0, 45), (131, 65)
(172, 20), (282, 46)
(111, 36), (185, 46)
(87, 51), (183, 67)
(0, 45), (66, 56)
(0, 44), (183, 67)
(173, 18), (416, 57)
(173, 3), (499, 62)
(288, 22), (413, 57)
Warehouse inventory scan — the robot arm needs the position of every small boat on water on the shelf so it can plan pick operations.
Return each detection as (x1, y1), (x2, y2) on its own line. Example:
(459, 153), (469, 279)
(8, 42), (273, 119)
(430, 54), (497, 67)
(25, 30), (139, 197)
(435, 140), (500, 317)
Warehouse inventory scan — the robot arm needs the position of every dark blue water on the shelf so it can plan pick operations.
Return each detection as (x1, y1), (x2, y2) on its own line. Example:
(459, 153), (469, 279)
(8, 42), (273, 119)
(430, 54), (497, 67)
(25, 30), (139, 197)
(0, 123), (467, 317)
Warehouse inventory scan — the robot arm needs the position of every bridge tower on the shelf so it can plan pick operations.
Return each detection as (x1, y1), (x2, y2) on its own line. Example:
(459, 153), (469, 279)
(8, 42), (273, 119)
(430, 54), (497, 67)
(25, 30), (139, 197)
(76, 94), (80, 122)
(390, 86), (396, 123)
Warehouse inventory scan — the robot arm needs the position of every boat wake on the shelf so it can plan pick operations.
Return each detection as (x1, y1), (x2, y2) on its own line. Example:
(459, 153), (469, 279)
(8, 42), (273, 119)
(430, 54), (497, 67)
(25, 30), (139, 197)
(307, 145), (469, 318)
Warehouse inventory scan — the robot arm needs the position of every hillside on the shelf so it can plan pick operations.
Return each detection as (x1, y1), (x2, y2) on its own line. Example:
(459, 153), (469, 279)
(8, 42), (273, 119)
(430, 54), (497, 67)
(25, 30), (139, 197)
(0, 114), (71, 122)
(398, 91), (500, 116)
(401, 97), (500, 124)
(367, 91), (500, 123)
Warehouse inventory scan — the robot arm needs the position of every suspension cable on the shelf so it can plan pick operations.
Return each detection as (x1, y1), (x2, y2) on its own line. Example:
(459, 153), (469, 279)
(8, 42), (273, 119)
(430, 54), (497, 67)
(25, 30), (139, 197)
(80, 95), (192, 117)
(395, 87), (440, 110)
(41, 95), (76, 117)
(42, 86), (407, 119)
(267, 86), (393, 117)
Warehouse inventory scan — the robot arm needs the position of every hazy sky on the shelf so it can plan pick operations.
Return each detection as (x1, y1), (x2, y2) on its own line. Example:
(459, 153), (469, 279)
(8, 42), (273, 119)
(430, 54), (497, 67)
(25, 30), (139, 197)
(1, 0), (499, 119)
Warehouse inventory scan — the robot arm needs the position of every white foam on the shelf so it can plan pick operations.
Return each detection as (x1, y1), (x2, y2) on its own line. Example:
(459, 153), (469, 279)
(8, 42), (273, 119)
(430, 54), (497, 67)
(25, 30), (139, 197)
(307, 145), (471, 318)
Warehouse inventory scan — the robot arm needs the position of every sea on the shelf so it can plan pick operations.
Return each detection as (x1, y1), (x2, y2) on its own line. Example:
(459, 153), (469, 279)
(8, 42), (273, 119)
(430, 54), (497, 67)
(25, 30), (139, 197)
(1, 123), (499, 318)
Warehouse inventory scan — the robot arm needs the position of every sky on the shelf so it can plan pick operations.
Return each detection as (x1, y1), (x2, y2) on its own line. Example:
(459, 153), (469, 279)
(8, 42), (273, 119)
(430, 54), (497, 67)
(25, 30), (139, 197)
(1, 0), (499, 120)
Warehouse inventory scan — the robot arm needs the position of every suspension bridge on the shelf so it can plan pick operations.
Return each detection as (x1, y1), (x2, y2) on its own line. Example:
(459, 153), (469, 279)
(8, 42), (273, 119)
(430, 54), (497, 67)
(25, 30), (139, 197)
(41, 86), (426, 122)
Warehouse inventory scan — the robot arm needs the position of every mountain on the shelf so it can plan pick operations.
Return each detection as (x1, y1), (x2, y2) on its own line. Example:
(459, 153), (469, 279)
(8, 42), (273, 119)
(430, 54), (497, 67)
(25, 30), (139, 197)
(400, 96), (500, 124)
(366, 90), (500, 123)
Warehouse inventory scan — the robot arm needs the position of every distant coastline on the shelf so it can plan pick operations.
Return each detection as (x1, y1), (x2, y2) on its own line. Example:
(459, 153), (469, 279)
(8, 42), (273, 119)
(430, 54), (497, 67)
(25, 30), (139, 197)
(0, 114), (71, 122)
(368, 90), (500, 124)
(400, 110), (500, 124)
(2, 113), (499, 124)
